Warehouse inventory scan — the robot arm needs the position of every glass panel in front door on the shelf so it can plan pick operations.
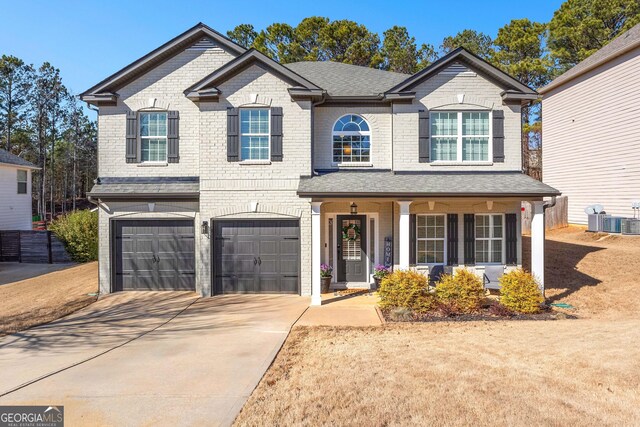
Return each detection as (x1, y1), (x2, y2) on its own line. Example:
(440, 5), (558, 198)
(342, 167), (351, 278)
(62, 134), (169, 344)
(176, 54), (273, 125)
(342, 219), (362, 261)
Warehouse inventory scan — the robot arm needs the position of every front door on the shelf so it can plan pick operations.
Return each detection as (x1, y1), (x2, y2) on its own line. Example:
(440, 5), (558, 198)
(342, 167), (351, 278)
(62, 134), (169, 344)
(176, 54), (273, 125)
(336, 215), (367, 282)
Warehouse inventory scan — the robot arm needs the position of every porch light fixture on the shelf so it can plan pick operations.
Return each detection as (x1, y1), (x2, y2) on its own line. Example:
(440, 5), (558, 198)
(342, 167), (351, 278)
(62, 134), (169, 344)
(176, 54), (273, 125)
(350, 202), (358, 215)
(201, 221), (209, 235)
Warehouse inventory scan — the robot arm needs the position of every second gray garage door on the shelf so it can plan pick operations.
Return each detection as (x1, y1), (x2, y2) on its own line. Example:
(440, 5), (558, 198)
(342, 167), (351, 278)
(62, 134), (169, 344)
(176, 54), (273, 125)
(213, 220), (300, 294)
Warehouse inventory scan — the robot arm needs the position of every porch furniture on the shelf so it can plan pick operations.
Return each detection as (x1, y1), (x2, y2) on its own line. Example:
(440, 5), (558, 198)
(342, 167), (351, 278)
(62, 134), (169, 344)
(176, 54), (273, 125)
(483, 265), (505, 290)
(428, 265), (445, 287)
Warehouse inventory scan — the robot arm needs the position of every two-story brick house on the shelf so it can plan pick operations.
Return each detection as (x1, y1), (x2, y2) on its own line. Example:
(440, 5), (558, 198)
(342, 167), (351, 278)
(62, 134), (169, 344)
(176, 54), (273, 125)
(81, 23), (559, 305)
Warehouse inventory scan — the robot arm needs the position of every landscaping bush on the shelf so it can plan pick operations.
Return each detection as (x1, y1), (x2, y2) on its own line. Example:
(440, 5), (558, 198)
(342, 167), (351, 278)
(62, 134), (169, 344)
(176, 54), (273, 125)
(435, 269), (485, 314)
(499, 269), (544, 314)
(378, 270), (436, 313)
(49, 210), (98, 262)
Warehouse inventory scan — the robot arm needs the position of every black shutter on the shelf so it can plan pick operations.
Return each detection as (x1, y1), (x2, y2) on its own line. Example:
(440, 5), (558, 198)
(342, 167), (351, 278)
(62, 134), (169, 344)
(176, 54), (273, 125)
(167, 111), (179, 163)
(493, 109), (505, 163)
(409, 214), (416, 266)
(125, 111), (138, 163)
(464, 214), (475, 265)
(447, 214), (458, 265)
(227, 108), (239, 162)
(418, 110), (430, 163)
(505, 213), (518, 265)
(271, 107), (283, 161)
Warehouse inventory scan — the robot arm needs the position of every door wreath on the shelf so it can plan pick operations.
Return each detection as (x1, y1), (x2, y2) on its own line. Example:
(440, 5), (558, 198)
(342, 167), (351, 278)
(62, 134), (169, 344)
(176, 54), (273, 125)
(341, 223), (361, 241)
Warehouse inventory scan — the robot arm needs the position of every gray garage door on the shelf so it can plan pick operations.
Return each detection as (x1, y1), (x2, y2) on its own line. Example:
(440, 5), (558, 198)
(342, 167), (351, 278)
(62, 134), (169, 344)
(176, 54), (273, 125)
(114, 220), (195, 291)
(214, 220), (300, 294)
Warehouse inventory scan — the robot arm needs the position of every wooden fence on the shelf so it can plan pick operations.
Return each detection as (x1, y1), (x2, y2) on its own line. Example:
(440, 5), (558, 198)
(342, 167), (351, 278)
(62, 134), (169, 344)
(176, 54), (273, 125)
(521, 196), (568, 235)
(0, 230), (71, 263)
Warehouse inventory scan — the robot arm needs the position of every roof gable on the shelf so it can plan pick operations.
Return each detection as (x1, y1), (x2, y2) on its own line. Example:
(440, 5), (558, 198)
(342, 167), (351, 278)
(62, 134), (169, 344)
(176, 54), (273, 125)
(387, 48), (537, 97)
(185, 49), (323, 102)
(81, 23), (246, 104)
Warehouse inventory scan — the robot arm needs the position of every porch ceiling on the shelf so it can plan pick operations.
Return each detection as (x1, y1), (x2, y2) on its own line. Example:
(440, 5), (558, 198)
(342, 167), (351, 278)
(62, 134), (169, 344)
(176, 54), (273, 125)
(297, 170), (561, 199)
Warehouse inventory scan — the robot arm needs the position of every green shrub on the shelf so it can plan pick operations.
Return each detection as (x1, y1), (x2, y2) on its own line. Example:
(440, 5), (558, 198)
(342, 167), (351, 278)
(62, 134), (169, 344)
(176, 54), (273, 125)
(378, 270), (436, 314)
(435, 269), (485, 314)
(499, 269), (544, 314)
(49, 210), (98, 262)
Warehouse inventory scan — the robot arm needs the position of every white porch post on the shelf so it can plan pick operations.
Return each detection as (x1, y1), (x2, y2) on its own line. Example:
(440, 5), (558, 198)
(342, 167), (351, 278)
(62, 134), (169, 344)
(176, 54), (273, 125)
(531, 201), (545, 294)
(398, 201), (412, 269)
(311, 201), (323, 306)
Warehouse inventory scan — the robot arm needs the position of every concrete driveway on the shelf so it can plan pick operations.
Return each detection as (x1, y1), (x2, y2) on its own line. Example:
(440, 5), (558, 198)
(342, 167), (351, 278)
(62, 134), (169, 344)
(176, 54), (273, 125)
(0, 292), (309, 426)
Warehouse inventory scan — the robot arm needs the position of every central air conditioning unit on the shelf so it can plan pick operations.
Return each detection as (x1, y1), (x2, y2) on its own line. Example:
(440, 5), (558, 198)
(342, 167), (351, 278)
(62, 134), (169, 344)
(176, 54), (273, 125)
(622, 218), (640, 235)
(602, 216), (623, 233)
(585, 204), (606, 232)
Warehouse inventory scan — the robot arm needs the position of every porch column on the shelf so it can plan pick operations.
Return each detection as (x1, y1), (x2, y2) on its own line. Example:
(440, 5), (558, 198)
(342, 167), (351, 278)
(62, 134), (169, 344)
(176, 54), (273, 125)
(311, 201), (323, 306)
(530, 201), (545, 294)
(398, 201), (412, 269)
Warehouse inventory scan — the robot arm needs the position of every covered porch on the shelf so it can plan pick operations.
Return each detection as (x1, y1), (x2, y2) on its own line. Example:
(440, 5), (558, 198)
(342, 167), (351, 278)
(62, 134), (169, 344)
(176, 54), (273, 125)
(300, 171), (560, 306)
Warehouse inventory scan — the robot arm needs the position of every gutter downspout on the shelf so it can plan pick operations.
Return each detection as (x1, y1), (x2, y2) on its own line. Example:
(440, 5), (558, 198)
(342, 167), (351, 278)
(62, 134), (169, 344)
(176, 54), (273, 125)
(310, 92), (328, 177)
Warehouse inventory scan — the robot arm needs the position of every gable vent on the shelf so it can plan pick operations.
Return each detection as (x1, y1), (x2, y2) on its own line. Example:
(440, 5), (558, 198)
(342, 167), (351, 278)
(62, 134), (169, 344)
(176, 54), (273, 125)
(186, 37), (220, 51)
(440, 62), (477, 77)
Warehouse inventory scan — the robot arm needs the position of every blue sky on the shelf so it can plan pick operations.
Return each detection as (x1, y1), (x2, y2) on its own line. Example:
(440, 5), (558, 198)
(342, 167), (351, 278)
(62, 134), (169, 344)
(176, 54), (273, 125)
(0, 0), (563, 117)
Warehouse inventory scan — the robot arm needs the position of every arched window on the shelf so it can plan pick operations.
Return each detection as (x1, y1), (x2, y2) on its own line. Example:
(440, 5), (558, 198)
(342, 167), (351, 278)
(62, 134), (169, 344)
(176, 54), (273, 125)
(332, 114), (371, 164)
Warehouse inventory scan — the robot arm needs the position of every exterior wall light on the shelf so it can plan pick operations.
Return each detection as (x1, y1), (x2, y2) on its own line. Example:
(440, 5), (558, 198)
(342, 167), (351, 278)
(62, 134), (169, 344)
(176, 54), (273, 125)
(350, 202), (358, 215)
(201, 220), (209, 235)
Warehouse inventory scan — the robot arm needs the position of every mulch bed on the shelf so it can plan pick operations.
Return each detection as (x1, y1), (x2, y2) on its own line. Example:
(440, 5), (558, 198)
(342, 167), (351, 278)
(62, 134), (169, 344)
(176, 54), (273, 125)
(382, 306), (577, 323)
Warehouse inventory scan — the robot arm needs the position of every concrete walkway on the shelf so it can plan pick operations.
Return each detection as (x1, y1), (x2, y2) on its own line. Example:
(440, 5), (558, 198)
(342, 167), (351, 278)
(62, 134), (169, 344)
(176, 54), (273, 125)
(296, 291), (383, 327)
(0, 292), (309, 426)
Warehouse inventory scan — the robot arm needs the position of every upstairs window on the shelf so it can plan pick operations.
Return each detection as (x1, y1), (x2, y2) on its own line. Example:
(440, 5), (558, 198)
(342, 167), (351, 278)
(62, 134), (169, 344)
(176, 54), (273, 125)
(431, 111), (490, 162)
(139, 112), (167, 162)
(17, 170), (27, 194)
(240, 109), (270, 161)
(333, 114), (371, 164)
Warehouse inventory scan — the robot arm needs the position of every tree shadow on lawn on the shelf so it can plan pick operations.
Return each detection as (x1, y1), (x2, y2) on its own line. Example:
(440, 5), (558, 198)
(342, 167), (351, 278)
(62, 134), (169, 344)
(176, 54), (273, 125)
(522, 235), (604, 303)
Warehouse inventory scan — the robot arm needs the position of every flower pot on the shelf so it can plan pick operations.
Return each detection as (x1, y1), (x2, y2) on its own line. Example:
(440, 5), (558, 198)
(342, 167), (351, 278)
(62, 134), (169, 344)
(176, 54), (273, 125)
(373, 277), (381, 290)
(321, 276), (332, 293)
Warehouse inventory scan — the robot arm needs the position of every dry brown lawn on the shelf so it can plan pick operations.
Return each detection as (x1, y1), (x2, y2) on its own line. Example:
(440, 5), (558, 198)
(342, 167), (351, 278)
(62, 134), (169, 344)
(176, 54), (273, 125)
(0, 262), (98, 335)
(235, 227), (640, 426)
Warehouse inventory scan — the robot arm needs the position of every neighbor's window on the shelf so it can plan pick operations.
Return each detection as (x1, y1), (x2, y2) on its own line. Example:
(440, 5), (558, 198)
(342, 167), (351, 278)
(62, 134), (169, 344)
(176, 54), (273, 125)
(431, 112), (490, 162)
(475, 214), (503, 263)
(240, 109), (270, 161)
(17, 170), (27, 194)
(417, 215), (445, 264)
(139, 112), (167, 162)
(332, 114), (371, 164)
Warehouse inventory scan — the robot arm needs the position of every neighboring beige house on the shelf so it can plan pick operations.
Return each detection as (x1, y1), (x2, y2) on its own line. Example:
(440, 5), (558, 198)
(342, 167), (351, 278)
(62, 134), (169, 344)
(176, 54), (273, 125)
(540, 23), (640, 225)
(81, 23), (559, 304)
(0, 149), (38, 230)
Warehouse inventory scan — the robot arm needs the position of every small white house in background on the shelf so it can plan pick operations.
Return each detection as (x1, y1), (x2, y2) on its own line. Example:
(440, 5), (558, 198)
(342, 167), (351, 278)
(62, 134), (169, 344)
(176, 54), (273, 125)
(540, 23), (640, 225)
(0, 149), (39, 230)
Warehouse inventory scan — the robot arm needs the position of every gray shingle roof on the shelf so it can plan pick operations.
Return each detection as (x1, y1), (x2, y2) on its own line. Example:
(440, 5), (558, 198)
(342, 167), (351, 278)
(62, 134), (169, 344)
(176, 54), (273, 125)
(0, 149), (37, 168)
(540, 22), (640, 94)
(298, 171), (560, 197)
(88, 177), (199, 198)
(284, 61), (409, 97)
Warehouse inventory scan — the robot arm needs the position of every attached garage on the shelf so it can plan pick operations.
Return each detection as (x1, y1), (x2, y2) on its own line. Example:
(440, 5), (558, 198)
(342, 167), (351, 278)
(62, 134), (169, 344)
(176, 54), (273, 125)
(113, 219), (196, 291)
(213, 219), (300, 294)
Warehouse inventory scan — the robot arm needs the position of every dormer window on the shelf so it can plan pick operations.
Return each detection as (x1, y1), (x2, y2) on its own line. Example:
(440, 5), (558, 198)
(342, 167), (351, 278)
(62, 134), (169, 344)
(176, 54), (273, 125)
(139, 112), (167, 162)
(332, 115), (371, 164)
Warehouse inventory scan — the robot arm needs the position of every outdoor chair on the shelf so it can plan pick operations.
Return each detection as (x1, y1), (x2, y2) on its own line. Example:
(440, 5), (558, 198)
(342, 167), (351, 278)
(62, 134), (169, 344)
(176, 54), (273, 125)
(483, 265), (505, 290)
(428, 265), (445, 287)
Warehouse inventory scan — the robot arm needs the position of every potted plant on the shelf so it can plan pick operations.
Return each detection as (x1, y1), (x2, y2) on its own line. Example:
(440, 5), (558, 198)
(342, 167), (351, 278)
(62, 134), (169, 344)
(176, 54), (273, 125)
(320, 264), (333, 293)
(373, 264), (391, 290)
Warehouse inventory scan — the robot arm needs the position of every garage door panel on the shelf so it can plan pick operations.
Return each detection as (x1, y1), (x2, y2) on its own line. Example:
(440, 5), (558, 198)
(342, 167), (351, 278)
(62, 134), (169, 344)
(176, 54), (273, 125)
(114, 220), (195, 292)
(214, 220), (299, 295)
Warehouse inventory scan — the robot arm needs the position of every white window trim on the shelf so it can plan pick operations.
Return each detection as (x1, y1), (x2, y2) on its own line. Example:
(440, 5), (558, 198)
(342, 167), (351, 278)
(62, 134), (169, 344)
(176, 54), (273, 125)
(416, 214), (447, 266)
(138, 111), (168, 164)
(17, 169), (27, 195)
(240, 107), (271, 162)
(331, 114), (373, 166)
(474, 213), (505, 265)
(430, 110), (493, 164)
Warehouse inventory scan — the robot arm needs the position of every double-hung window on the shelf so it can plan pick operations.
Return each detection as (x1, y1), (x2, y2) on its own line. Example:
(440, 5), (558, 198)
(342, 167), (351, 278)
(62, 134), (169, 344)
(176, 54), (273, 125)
(431, 111), (490, 162)
(417, 215), (446, 264)
(139, 112), (167, 162)
(17, 170), (27, 194)
(475, 214), (503, 263)
(240, 109), (270, 161)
